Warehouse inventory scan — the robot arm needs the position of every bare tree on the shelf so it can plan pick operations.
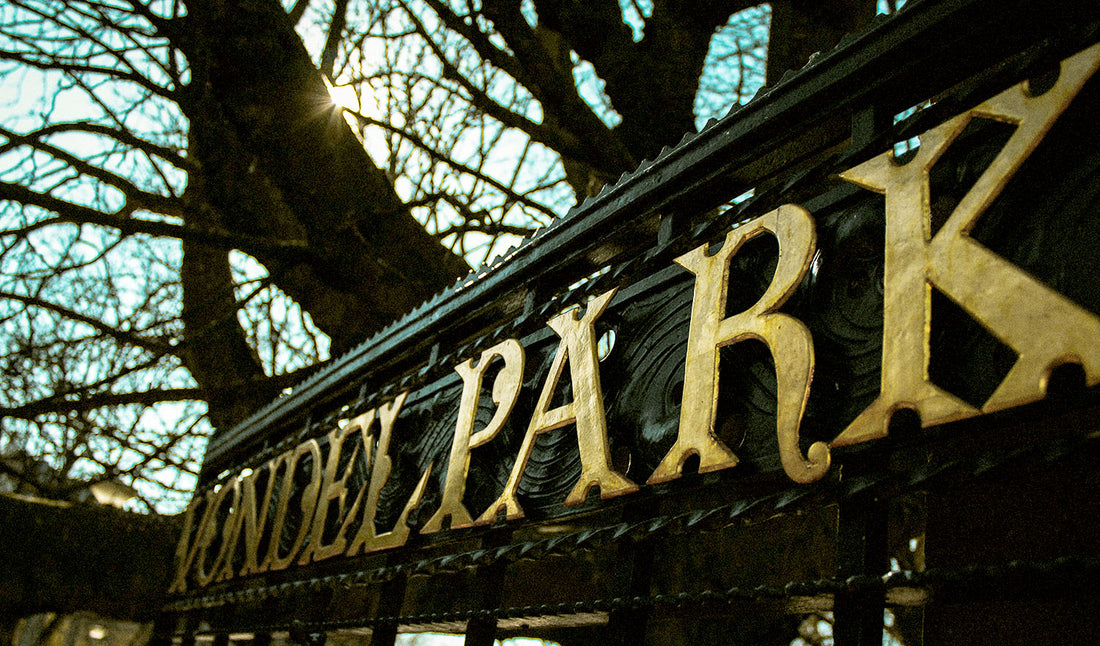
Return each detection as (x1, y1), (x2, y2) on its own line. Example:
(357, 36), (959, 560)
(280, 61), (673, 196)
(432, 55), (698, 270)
(0, 0), (872, 516)
(0, 0), (473, 511)
(0, 0), (880, 626)
(0, 0), (874, 512)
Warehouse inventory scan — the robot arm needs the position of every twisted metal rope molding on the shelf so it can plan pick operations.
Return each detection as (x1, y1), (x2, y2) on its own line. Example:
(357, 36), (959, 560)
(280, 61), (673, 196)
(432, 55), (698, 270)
(164, 432), (1093, 612)
(172, 553), (1100, 637)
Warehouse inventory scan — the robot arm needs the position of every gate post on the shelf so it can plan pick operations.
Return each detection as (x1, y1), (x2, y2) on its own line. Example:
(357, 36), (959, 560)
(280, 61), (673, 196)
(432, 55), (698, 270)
(369, 575), (408, 646)
(833, 497), (887, 645)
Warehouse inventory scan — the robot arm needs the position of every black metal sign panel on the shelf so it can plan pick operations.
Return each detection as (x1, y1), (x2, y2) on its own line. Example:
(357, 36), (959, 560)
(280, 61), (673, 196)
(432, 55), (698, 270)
(162, 0), (1100, 639)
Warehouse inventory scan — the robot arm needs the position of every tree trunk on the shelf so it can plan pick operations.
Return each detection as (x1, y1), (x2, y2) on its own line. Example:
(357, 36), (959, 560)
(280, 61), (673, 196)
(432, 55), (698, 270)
(173, 0), (470, 357)
(767, 0), (876, 83)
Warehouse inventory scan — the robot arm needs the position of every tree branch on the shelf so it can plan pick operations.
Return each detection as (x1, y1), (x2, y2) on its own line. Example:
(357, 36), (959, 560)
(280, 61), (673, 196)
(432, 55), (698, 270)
(345, 109), (558, 219)
(176, 0), (470, 352)
(288, 0), (311, 25)
(419, 0), (533, 88)
(0, 49), (175, 100)
(433, 221), (536, 239)
(0, 180), (314, 260)
(0, 289), (171, 353)
(0, 121), (194, 172)
(533, 0), (638, 83)
(399, 4), (588, 162)
(0, 366), (320, 421)
(0, 125), (183, 214)
(475, 0), (636, 173)
(320, 0), (349, 78)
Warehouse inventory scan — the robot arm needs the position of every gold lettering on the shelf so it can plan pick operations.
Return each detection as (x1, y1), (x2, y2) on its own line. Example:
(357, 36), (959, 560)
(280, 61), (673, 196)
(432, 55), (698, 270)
(422, 339), (524, 533)
(833, 43), (1100, 447)
(213, 479), (245, 582)
(167, 43), (1100, 579)
(331, 407), (375, 545)
(261, 440), (322, 572)
(299, 423), (361, 563)
(477, 289), (636, 524)
(345, 392), (432, 555)
(648, 205), (830, 485)
(168, 495), (207, 594)
(192, 482), (237, 587)
(237, 455), (285, 576)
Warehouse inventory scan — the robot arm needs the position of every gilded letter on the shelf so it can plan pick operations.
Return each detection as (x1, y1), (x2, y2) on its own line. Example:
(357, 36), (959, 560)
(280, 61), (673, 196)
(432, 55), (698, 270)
(299, 423), (361, 563)
(212, 479), (246, 582)
(422, 339), (524, 533)
(648, 205), (829, 485)
(261, 440), (322, 572)
(237, 455), (286, 576)
(192, 481), (238, 587)
(346, 392), (432, 555)
(168, 494), (207, 593)
(477, 289), (637, 524)
(833, 43), (1100, 447)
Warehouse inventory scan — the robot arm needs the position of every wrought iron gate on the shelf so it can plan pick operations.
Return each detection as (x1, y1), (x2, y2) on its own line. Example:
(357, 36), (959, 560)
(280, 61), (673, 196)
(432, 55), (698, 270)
(156, 1), (1100, 643)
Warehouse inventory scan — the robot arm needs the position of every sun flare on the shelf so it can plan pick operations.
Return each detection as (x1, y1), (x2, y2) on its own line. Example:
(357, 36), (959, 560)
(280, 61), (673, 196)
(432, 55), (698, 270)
(325, 79), (360, 113)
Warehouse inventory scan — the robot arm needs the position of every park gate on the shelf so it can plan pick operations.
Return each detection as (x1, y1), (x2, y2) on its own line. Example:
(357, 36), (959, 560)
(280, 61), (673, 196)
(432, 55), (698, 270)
(156, 0), (1100, 643)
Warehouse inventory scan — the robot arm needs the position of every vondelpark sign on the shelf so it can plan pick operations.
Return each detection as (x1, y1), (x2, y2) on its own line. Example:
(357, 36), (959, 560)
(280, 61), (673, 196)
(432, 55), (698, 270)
(170, 43), (1100, 594)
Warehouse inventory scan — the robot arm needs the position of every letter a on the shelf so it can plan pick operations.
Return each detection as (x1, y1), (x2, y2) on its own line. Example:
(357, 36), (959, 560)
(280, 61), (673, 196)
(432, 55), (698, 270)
(477, 289), (637, 524)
